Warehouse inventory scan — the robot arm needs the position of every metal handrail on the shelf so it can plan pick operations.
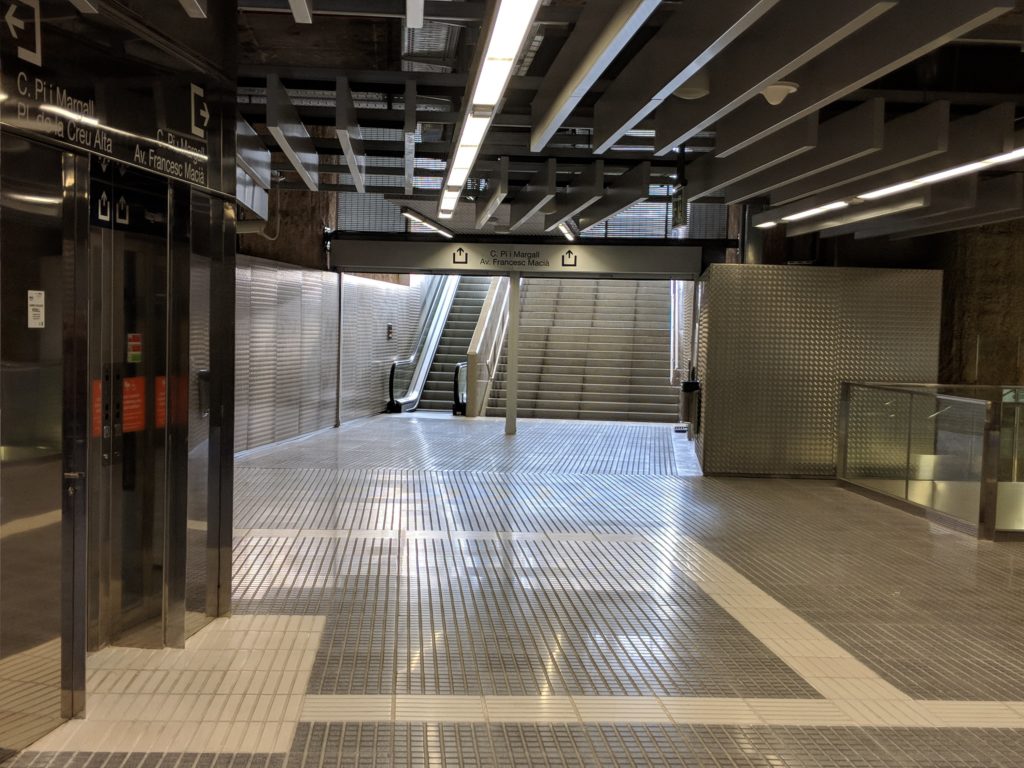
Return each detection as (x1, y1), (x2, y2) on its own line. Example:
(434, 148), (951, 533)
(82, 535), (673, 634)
(464, 277), (508, 416)
(386, 274), (460, 412)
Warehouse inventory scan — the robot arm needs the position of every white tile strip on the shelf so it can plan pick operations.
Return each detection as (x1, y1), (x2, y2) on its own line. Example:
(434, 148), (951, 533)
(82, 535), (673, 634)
(297, 694), (1024, 729)
(669, 533), (913, 702)
(30, 616), (324, 754)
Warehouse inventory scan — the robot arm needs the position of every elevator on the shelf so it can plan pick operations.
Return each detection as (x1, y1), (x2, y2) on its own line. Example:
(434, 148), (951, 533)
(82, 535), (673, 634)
(0, 134), (234, 754)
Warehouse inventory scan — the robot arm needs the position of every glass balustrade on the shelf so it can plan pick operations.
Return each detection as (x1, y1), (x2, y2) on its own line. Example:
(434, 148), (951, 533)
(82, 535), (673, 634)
(839, 383), (1024, 538)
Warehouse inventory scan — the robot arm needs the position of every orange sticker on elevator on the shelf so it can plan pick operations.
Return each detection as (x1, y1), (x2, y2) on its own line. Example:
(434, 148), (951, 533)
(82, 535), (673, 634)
(91, 380), (103, 438)
(122, 376), (146, 433)
(155, 376), (166, 429)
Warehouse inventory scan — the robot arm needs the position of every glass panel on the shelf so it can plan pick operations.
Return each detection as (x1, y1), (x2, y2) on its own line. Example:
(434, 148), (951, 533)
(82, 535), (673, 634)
(997, 402), (1024, 531)
(907, 396), (985, 525)
(0, 135), (66, 753)
(843, 386), (911, 499)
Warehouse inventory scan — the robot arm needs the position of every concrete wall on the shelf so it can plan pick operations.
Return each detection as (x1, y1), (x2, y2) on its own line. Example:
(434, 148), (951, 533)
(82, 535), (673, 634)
(935, 220), (1024, 385)
(340, 274), (425, 422)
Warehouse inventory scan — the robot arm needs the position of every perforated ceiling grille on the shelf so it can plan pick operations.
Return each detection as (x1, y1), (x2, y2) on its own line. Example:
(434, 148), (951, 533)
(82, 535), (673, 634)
(337, 192), (405, 232)
(582, 185), (728, 240)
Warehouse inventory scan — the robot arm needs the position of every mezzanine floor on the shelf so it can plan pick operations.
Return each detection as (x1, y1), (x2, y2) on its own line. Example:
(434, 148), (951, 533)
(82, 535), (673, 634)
(15, 414), (1024, 766)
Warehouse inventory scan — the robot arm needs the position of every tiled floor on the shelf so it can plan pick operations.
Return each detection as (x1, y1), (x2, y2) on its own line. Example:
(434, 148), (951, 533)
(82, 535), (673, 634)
(16, 415), (1024, 766)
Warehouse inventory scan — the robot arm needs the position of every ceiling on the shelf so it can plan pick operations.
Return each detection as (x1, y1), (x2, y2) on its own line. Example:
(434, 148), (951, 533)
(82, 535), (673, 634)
(234, 0), (1024, 240)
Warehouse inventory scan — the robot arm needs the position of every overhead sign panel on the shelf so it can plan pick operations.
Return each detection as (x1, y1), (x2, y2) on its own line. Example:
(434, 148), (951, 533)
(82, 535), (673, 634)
(333, 239), (703, 279)
(0, 0), (228, 191)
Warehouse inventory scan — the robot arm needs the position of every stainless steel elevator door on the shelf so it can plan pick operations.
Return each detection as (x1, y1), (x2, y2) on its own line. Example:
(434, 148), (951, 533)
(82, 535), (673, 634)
(87, 162), (171, 649)
(0, 136), (70, 754)
(185, 191), (213, 638)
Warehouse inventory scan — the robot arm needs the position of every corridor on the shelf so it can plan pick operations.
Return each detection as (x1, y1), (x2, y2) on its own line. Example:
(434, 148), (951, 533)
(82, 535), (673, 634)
(19, 416), (1024, 766)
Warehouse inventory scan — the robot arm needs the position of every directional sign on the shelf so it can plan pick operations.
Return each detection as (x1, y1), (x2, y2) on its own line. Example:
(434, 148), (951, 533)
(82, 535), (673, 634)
(190, 83), (209, 139)
(115, 195), (129, 225)
(336, 239), (704, 279)
(97, 190), (111, 222)
(6, 0), (41, 66)
(0, 6), (219, 190)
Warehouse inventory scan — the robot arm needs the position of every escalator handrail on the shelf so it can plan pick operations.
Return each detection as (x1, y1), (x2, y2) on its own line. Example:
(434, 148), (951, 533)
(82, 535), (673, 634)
(452, 361), (468, 415)
(386, 274), (460, 412)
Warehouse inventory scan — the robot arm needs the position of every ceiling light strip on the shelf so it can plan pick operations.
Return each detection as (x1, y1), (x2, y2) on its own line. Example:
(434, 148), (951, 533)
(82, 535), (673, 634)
(402, 208), (454, 239)
(755, 143), (1024, 228)
(439, 0), (543, 219)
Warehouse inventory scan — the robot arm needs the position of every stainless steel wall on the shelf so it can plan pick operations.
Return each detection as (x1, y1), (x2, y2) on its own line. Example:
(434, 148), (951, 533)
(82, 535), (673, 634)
(234, 255), (340, 452)
(697, 264), (942, 477)
(340, 274), (425, 422)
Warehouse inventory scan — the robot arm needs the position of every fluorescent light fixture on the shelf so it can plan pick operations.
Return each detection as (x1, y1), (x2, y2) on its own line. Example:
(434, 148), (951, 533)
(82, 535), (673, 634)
(470, 0), (541, 106)
(473, 59), (516, 107)
(859, 146), (1024, 201)
(489, 0), (541, 58)
(402, 207), (454, 238)
(558, 222), (575, 242)
(754, 221), (778, 229)
(447, 167), (471, 188)
(441, 0), (541, 218)
(461, 115), (490, 147)
(781, 200), (848, 222)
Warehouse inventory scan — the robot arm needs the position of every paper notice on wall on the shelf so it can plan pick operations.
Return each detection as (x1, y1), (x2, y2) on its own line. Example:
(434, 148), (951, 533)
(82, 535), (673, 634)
(28, 290), (45, 328)
(122, 376), (146, 433)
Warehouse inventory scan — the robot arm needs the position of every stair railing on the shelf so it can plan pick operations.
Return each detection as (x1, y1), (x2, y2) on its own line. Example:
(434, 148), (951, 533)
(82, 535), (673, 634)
(465, 276), (509, 416)
(386, 274), (460, 413)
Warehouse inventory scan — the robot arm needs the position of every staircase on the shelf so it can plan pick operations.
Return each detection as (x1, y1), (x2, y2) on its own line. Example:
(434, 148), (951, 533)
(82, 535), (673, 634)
(418, 275), (492, 411)
(486, 279), (678, 422)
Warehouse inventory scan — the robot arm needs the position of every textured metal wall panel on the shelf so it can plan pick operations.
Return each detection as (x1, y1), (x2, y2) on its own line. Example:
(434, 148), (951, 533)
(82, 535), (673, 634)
(235, 256), (340, 452)
(233, 263), (252, 453)
(700, 265), (942, 477)
(248, 262), (278, 449)
(340, 274), (424, 422)
(694, 278), (710, 467)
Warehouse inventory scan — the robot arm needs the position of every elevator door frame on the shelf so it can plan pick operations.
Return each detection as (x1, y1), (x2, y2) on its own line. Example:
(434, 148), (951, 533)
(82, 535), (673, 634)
(0, 128), (235, 727)
(87, 169), (173, 648)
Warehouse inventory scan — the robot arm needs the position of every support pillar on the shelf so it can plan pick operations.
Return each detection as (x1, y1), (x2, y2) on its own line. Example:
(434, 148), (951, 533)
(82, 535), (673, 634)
(505, 273), (521, 435)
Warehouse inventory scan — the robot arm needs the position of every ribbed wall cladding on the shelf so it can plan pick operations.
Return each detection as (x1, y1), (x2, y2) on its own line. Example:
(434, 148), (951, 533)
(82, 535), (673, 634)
(340, 274), (425, 421)
(418, 275), (492, 411)
(235, 255), (340, 453)
(487, 279), (677, 423)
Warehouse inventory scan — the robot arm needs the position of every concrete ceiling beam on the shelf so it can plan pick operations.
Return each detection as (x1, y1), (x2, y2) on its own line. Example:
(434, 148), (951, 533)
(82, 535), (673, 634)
(768, 101), (951, 206)
(722, 99), (884, 205)
(713, 0), (1015, 158)
(684, 113), (819, 200)
(267, 74), (319, 191)
(591, 0), (781, 155)
(531, 0), (659, 153)
(579, 161), (651, 231)
(653, 0), (895, 156)
(509, 160), (557, 231)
